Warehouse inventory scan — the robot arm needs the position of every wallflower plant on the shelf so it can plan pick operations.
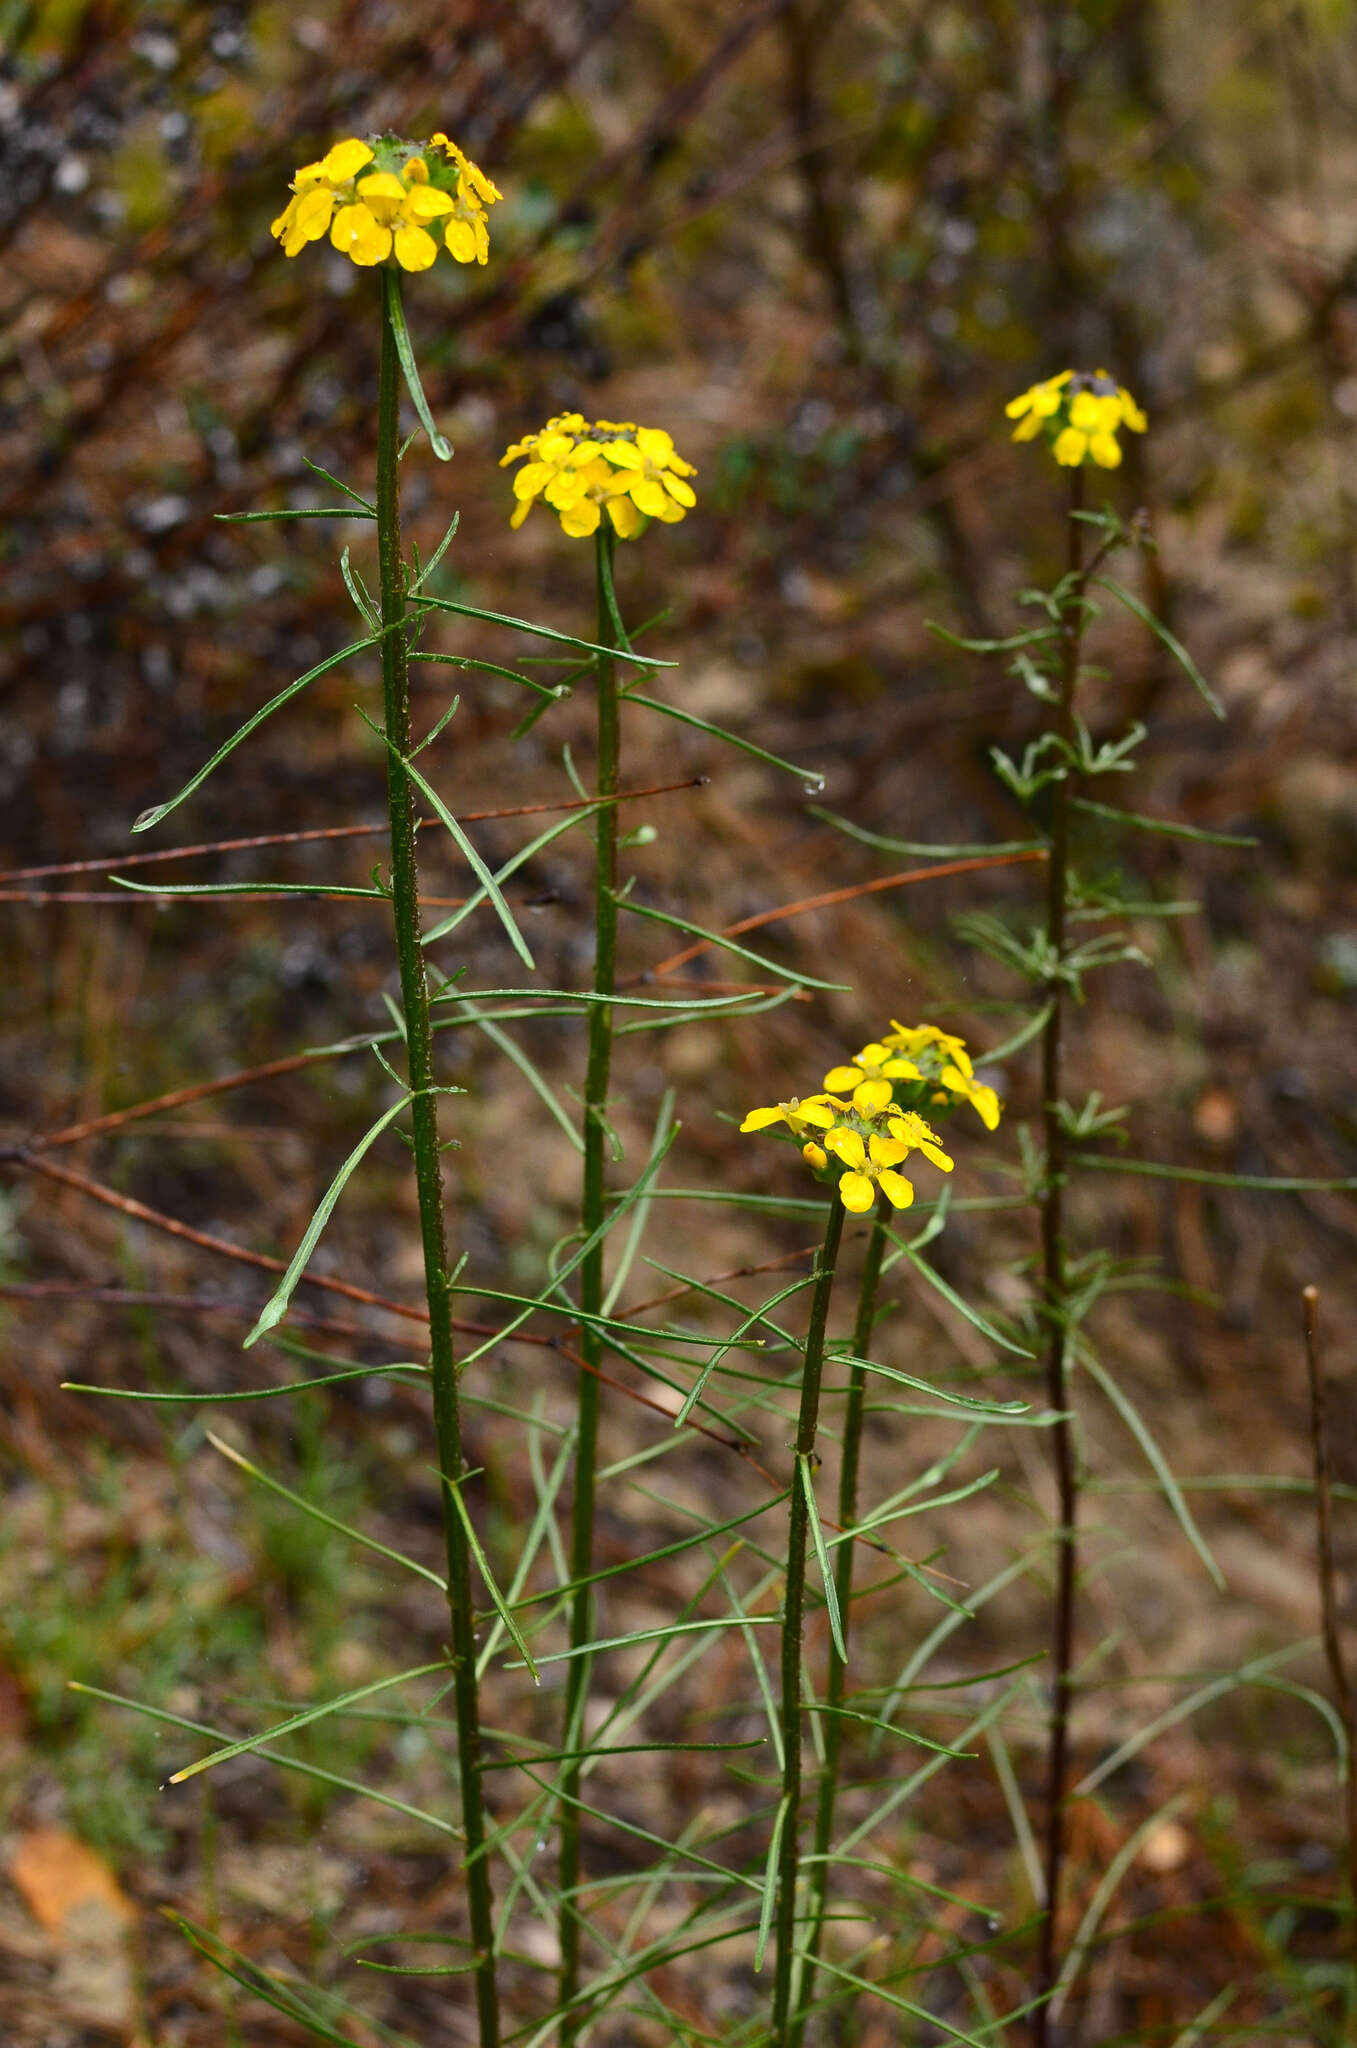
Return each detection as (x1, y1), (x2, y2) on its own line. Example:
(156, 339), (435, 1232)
(741, 1028), (1002, 2043)
(1006, 367), (1148, 469)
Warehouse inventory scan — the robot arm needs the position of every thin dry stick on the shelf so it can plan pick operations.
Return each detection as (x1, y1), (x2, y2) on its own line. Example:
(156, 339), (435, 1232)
(0, 777), (707, 884)
(1303, 1284), (1357, 1990)
(638, 846), (1048, 981)
(2, 1158), (770, 1471)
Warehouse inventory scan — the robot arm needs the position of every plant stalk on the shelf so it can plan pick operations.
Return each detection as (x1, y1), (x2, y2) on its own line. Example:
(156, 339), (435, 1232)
(376, 269), (498, 2048)
(772, 1194), (847, 2042)
(792, 1194), (889, 2048)
(558, 524), (621, 2040)
(1033, 467), (1086, 2048)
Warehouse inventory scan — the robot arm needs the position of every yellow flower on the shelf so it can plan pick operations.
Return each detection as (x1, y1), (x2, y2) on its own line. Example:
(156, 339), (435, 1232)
(829, 1131), (916, 1214)
(827, 1021), (1004, 1132)
(271, 132), (500, 273)
(501, 415), (697, 540)
(1005, 369), (1146, 470)
(739, 1095), (843, 1138)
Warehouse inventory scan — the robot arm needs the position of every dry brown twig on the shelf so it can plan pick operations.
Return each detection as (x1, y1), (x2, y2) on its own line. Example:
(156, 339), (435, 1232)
(1302, 1283), (1357, 1984)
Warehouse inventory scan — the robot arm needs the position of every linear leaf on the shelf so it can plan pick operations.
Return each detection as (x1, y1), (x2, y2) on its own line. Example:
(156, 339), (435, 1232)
(244, 1097), (410, 1348)
(383, 270), (451, 461)
(675, 1274), (815, 1427)
(1079, 1350), (1223, 1587)
(207, 1431), (443, 1586)
(884, 1232), (1034, 1358)
(809, 807), (1044, 859)
(421, 804), (599, 947)
(390, 752), (534, 969)
(216, 506), (376, 523)
(419, 594), (671, 667)
(442, 1474), (539, 1682)
(1075, 1154), (1357, 1192)
(624, 691), (821, 785)
(131, 625), (425, 833)
(754, 1796), (789, 1972)
(166, 1661), (449, 1785)
(621, 897), (845, 991)
(1071, 795), (1256, 847)
(800, 1454), (846, 1662)
(1094, 575), (1225, 719)
(452, 999), (581, 1151)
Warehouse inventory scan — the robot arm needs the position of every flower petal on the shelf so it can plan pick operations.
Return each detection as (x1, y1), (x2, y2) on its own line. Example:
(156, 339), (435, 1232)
(739, 1106), (785, 1132)
(876, 1169), (915, 1209)
(321, 138), (374, 184)
(393, 223), (438, 272)
(838, 1172), (875, 1214)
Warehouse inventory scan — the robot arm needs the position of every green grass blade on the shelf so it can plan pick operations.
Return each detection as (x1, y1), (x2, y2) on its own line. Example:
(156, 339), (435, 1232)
(243, 1096), (410, 1348)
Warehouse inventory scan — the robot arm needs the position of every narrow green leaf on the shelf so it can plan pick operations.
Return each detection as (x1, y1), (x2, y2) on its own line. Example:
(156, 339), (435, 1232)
(1079, 1350), (1224, 1587)
(442, 1473), (539, 1683)
(503, 1615), (775, 1671)
(885, 1232), (1034, 1357)
(131, 625), (424, 833)
(206, 1431), (443, 1586)
(799, 1453), (846, 1663)
(69, 1684), (461, 1839)
(60, 1364), (426, 1404)
(1094, 575), (1225, 719)
(754, 1796), (790, 1972)
(396, 753), (535, 970)
(166, 1660), (450, 1784)
(109, 877), (385, 900)
(419, 594), (672, 667)
(1071, 795), (1257, 847)
(1073, 1641), (1313, 1797)
(408, 511), (460, 592)
(421, 803), (598, 947)
(301, 455), (377, 511)
(243, 1097), (410, 1348)
(456, 1117), (679, 1365)
(451, 1000), (580, 1151)
(410, 649), (566, 703)
(383, 270), (451, 460)
(1075, 1154), (1357, 1193)
(603, 1089), (673, 1312)
(216, 506), (376, 523)
(620, 897), (846, 991)
(809, 807), (1044, 860)
(675, 1275), (815, 1427)
(839, 1350), (1029, 1413)
(624, 691), (822, 786)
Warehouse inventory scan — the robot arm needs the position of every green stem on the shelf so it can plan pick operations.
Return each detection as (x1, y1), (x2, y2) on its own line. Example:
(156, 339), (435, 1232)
(791, 1194), (888, 2046)
(376, 268), (498, 2048)
(1033, 467), (1085, 2048)
(558, 525), (621, 2040)
(771, 1195), (847, 2042)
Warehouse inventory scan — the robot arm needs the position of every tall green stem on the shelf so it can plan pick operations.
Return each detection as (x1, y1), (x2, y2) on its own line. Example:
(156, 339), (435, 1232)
(558, 525), (620, 2040)
(772, 1195), (847, 2042)
(1033, 469), (1085, 2048)
(792, 1194), (888, 2046)
(376, 269), (498, 2048)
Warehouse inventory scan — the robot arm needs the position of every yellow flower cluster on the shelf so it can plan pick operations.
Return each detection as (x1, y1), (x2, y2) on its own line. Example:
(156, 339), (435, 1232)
(1005, 369), (1147, 470)
(740, 1024), (1001, 1214)
(824, 1022), (1001, 1132)
(272, 133), (501, 272)
(500, 416), (697, 540)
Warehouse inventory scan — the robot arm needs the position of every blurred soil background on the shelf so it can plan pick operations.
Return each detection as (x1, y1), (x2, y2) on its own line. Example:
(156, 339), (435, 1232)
(3, 1), (1357, 2041)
